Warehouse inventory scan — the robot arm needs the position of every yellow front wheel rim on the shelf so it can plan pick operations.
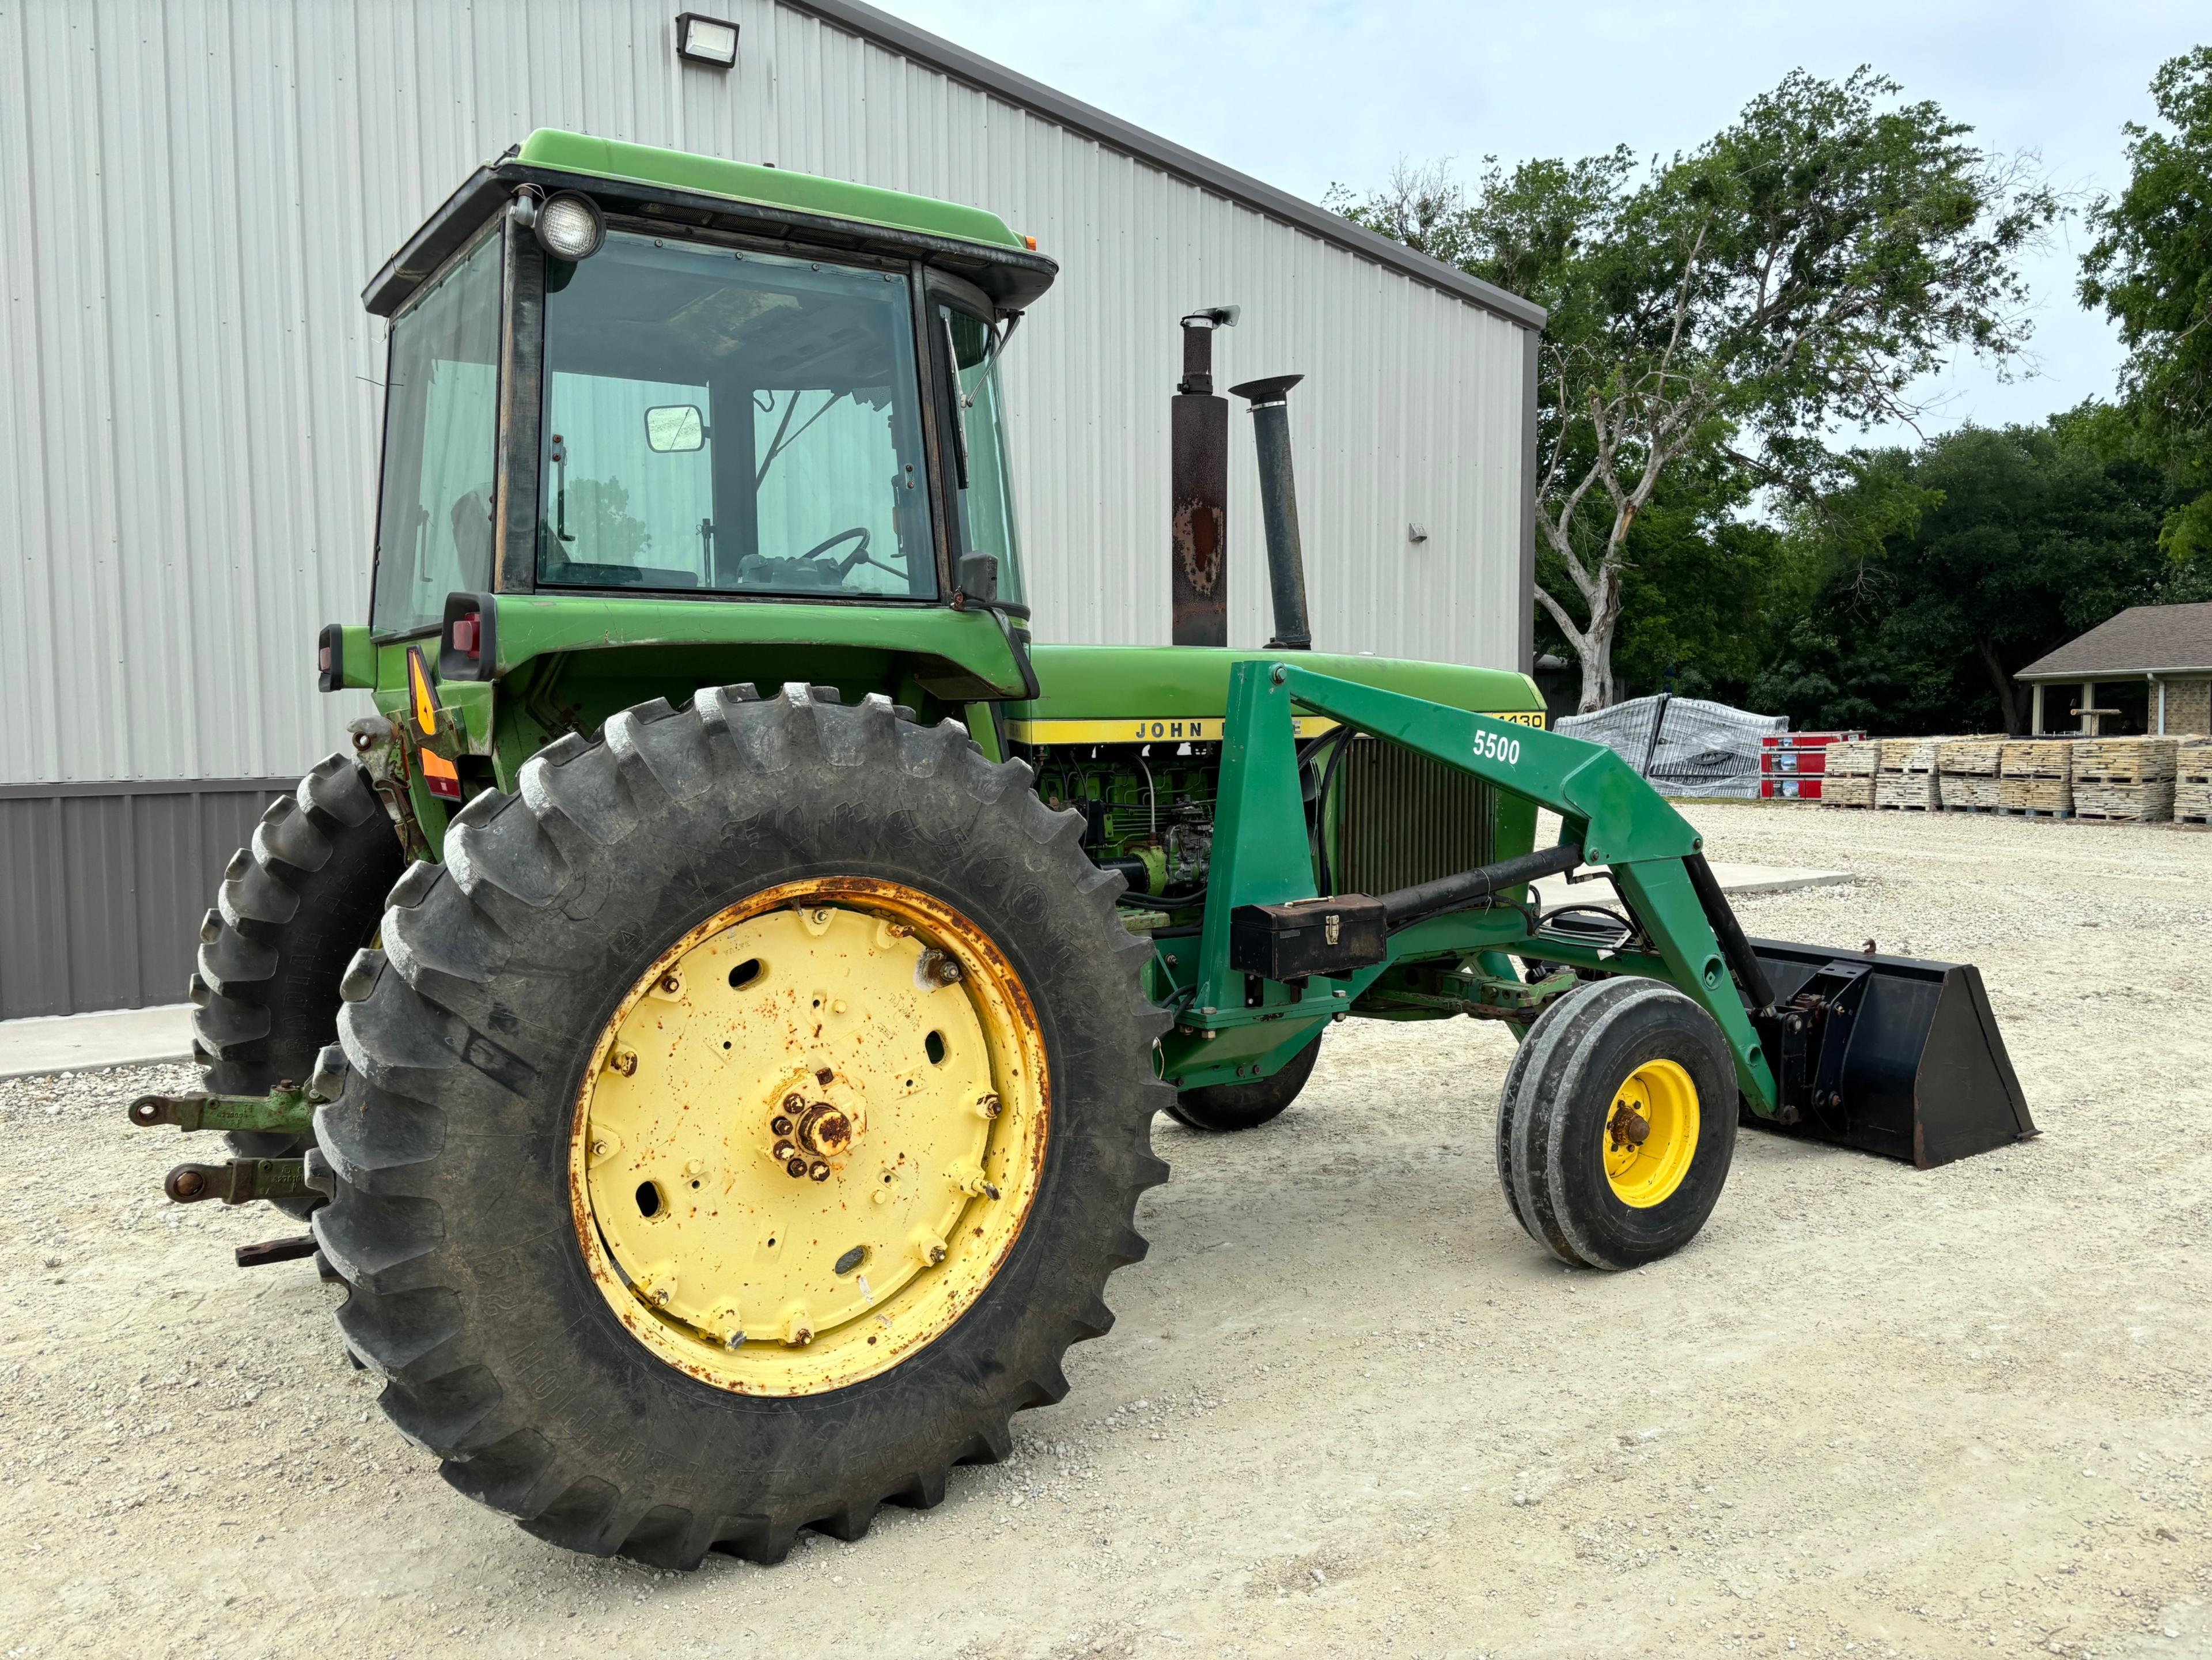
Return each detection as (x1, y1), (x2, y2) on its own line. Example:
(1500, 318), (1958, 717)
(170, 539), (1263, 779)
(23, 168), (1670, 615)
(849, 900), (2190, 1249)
(567, 878), (1050, 1396)
(1601, 1057), (1699, 1208)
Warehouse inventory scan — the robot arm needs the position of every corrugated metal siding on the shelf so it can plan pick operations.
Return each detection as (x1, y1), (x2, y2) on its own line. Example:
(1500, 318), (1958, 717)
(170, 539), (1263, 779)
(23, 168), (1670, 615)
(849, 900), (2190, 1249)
(0, 783), (289, 1019)
(2, 0), (1529, 792)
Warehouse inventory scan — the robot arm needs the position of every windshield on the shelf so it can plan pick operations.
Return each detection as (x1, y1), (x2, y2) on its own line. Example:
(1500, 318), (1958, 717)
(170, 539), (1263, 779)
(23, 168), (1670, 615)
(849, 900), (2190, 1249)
(370, 228), (502, 636)
(536, 233), (935, 599)
(942, 307), (1025, 606)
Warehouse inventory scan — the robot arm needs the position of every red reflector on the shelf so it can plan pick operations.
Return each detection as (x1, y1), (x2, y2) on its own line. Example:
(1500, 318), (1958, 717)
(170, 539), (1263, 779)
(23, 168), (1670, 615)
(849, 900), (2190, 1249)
(318, 642), (333, 672)
(453, 614), (480, 655)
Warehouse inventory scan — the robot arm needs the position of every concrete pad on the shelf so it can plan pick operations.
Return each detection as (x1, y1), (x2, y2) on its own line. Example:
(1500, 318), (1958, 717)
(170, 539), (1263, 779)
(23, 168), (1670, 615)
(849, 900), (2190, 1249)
(1532, 860), (1850, 910)
(0, 1003), (193, 1081)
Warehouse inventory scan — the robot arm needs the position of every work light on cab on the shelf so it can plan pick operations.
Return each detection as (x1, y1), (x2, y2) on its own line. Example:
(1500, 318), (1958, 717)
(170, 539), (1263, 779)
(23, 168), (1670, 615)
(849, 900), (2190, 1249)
(534, 191), (605, 260)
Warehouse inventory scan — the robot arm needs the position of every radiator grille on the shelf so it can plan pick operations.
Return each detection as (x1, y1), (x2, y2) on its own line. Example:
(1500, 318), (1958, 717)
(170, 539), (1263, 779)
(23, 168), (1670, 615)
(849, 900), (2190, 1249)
(1336, 738), (1494, 895)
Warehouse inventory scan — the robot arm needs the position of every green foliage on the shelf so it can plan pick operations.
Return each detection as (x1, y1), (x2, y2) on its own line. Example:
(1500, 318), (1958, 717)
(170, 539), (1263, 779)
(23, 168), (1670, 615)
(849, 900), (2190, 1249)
(2080, 46), (2212, 565)
(1331, 69), (2055, 708)
(1750, 419), (2171, 733)
(568, 477), (653, 565)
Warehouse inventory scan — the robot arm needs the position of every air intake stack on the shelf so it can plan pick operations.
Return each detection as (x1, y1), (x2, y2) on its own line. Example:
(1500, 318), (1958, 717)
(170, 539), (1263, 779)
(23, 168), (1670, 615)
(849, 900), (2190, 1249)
(1231, 374), (1312, 651)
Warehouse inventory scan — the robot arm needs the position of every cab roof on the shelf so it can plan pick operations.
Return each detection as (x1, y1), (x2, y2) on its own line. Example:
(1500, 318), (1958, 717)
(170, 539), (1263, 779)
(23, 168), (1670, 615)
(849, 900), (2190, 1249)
(365, 128), (1058, 319)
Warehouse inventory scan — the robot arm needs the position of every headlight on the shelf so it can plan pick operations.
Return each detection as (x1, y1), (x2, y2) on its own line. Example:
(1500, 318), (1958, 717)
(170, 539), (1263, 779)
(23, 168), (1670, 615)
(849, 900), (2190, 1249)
(536, 192), (605, 261)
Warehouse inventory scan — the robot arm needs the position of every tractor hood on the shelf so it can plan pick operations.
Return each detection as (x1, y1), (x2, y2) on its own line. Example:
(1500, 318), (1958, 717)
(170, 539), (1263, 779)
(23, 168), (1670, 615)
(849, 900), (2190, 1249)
(1006, 646), (1544, 745)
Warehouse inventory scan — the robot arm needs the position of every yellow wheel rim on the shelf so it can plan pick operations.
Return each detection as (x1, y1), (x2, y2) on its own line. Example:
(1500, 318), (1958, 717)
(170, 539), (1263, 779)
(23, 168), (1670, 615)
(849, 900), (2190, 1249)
(1601, 1057), (1699, 1209)
(567, 878), (1049, 1396)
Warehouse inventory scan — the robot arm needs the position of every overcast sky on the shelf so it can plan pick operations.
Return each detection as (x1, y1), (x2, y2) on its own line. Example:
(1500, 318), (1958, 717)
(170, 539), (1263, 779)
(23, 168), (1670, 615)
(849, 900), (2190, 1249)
(888, 0), (2205, 445)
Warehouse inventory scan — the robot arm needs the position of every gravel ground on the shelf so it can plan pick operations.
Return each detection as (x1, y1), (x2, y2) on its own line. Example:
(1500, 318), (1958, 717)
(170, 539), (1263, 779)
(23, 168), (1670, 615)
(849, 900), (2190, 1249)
(2, 802), (2207, 1660)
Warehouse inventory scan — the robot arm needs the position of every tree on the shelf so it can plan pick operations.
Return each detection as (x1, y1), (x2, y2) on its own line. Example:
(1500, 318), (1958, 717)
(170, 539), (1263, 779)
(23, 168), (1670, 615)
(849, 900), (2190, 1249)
(1539, 453), (1800, 705)
(1332, 69), (2056, 709)
(2080, 45), (2212, 565)
(1750, 415), (2170, 734)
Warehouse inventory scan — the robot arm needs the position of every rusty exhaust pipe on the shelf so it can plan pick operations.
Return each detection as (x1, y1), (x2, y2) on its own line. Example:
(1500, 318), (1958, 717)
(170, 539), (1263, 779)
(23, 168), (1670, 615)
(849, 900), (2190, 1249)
(1231, 374), (1311, 651)
(1171, 307), (1237, 646)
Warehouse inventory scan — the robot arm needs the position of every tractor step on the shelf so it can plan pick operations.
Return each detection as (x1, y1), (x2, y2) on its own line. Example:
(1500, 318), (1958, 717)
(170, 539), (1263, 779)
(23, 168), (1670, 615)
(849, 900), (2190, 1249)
(164, 1158), (312, 1206)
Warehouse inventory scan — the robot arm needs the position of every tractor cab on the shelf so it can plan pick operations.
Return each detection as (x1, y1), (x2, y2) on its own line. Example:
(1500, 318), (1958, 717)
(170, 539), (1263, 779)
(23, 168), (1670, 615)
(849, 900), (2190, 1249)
(330, 129), (1048, 817)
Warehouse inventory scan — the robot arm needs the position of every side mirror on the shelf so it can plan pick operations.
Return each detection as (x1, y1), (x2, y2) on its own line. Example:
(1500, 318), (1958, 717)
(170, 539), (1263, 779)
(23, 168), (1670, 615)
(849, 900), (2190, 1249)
(643, 404), (706, 453)
(956, 553), (998, 605)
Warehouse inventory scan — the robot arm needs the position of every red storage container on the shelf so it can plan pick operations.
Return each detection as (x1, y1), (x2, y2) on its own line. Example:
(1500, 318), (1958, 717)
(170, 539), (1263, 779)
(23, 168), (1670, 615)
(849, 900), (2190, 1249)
(1760, 731), (1864, 800)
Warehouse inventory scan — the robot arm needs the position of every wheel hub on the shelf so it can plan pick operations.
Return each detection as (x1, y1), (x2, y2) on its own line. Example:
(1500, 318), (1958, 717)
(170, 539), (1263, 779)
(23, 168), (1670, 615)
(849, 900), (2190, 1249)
(567, 878), (1050, 1394)
(1601, 1057), (1699, 1209)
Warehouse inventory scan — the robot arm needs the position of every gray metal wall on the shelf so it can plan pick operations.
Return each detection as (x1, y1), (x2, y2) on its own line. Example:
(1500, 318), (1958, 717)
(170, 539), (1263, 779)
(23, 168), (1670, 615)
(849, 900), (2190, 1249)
(1, 0), (1537, 1014)
(0, 781), (289, 1020)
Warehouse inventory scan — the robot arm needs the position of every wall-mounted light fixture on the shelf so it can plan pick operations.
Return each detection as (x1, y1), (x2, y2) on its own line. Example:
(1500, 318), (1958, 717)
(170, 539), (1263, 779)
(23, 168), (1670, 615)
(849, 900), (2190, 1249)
(676, 13), (739, 69)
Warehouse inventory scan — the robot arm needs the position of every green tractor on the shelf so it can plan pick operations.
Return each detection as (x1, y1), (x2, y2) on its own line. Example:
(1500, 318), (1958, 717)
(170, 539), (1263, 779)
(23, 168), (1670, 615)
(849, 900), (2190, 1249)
(135, 131), (2033, 1568)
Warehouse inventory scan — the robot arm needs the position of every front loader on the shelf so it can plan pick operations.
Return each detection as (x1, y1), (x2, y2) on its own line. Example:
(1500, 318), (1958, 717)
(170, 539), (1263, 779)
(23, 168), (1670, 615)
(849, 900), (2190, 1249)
(134, 130), (2032, 1570)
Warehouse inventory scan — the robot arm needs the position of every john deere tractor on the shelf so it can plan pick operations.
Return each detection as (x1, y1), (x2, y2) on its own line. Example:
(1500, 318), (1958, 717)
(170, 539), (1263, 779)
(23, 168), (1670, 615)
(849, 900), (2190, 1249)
(133, 132), (2033, 1569)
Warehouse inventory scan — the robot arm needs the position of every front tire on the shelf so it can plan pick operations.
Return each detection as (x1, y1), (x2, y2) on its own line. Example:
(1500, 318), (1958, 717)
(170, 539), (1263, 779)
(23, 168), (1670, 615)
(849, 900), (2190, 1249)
(1495, 978), (1735, 1270)
(1165, 1031), (1323, 1132)
(313, 686), (1171, 1567)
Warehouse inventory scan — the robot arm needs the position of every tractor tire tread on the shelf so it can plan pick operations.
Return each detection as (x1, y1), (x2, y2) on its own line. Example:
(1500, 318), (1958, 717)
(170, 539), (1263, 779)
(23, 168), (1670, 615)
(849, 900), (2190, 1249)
(1497, 977), (1734, 1271)
(193, 757), (404, 1217)
(316, 685), (1172, 1568)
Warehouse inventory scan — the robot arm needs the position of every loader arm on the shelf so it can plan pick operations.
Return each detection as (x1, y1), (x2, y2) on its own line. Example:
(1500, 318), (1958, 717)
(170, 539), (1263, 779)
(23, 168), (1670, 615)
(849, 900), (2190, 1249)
(1183, 661), (1785, 1111)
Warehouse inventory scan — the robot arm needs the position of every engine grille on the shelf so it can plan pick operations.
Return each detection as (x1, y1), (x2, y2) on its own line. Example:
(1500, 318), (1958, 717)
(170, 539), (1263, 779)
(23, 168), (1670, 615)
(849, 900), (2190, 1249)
(1335, 737), (1493, 895)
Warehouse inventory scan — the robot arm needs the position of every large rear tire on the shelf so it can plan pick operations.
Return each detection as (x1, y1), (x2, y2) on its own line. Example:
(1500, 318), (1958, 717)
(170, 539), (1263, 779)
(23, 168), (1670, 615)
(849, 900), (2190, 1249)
(1495, 978), (1734, 1270)
(313, 686), (1171, 1567)
(190, 755), (403, 1216)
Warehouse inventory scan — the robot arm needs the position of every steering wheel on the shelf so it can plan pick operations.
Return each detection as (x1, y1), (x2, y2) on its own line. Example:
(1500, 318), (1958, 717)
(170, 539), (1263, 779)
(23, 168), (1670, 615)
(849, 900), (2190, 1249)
(796, 527), (906, 582)
(797, 527), (872, 572)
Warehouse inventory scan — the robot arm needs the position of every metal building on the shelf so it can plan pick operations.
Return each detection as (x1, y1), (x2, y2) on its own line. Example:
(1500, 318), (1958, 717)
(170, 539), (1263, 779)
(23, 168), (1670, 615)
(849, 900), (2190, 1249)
(0, 0), (1541, 1019)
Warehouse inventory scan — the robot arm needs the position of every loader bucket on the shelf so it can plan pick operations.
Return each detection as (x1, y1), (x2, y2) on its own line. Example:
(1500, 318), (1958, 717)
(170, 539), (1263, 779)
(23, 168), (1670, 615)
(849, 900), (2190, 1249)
(1741, 939), (2036, 1169)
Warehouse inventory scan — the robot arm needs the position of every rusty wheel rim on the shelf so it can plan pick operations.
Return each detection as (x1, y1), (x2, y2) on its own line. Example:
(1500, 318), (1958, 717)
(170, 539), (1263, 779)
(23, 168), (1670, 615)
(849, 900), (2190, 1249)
(567, 878), (1050, 1394)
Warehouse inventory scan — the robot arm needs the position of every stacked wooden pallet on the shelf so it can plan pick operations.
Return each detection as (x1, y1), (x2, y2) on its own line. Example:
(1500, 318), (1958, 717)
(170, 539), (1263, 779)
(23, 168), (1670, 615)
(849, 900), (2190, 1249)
(1937, 738), (2006, 810)
(2177, 742), (2212, 825)
(1821, 739), (1878, 808)
(1998, 741), (2074, 815)
(2071, 737), (2178, 822)
(1874, 736), (1944, 809)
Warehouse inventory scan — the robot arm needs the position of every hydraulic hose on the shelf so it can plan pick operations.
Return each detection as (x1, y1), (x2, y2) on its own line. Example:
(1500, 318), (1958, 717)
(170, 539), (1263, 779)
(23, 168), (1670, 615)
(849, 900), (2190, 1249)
(1684, 852), (1777, 1010)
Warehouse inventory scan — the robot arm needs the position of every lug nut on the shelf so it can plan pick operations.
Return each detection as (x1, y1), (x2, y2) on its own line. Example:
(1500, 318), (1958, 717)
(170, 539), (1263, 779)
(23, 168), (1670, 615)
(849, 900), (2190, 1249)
(608, 1049), (637, 1077)
(659, 973), (681, 994)
(770, 1115), (793, 1136)
(785, 1156), (808, 1178)
(808, 1160), (831, 1182)
(783, 1092), (805, 1113)
(974, 1092), (1002, 1120)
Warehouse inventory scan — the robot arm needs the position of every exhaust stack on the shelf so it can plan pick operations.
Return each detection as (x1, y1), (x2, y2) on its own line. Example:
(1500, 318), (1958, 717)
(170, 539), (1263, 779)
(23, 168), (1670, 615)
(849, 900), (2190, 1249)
(1231, 375), (1312, 651)
(1171, 308), (1237, 647)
